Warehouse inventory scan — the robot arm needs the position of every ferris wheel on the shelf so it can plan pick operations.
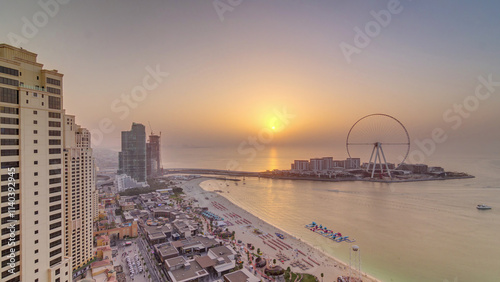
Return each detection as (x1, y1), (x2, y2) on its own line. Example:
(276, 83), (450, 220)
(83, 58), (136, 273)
(346, 114), (410, 178)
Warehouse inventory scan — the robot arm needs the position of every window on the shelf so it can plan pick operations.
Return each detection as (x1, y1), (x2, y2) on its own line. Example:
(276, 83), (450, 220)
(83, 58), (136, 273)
(50, 222), (61, 230)
(35, 259), (38, 263)
(34, 191), (38, 195)
(50, 248), (62, 257)
(48, 112), (61, 118)
(49, 186), (61, 194)
(49, 148), (61, 154)
(1, 149), (19, 156)
(34, 140), (38, 144)
(34, 211), (38, 215)
(35, 240), (38, 244)
(49, 139), (61, 145)
(49, 230), (61, 239)
(34, 149), (38, 153)
(49, 130), (61, 136)
(47, 87), (61, 95)
(49, 158), (61, 165)
(49, 204), (61, 212)
(34, 110), (37, 114)
(0, 87), (18, 104)
(1, 161), (19, 168)
(46, 78), (61, 86)
(34, 172), (38, 176)
(0, 117), (18, 124)
(34, 201), (38, 205)
(35, 220), (38, 224)
(33, 130), (37, 134)
(50, 212), (61, 221)
(0, 106), (18, 114)
(49, 195), (61, 203)
(0, 66), (19, 76)
(49, 178), (61, 184)
(34, 161), (38, 165)
(0, 77), (19, 87)
(35, 249), (38, 254)
(49, 169), (61, 175)
(0, 128), (19, 135)
(0, 139), (19, 145)
(50, 257), (62, 267)
(33, 120), (37, 124)
(48, 121), (61, 127)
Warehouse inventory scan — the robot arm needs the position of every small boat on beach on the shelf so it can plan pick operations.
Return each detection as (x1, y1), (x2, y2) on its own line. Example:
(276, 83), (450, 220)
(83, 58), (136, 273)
(477, 204), (492, 210)
(275, 233), (285, 239)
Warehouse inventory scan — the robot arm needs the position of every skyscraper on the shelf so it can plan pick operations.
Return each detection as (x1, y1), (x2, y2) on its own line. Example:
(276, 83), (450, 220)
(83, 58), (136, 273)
(146, 133), (162, 177)
(118, 123), (147, 183)
(0, 44), (72, 282)
(63, 114), (95, 273)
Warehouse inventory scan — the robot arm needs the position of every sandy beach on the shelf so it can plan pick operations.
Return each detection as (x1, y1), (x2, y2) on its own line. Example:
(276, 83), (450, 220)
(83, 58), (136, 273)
(180, 177), (380, 282)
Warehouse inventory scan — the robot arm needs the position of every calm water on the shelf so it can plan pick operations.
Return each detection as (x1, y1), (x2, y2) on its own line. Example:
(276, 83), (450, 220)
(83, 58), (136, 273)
(165, 146), (500, 281)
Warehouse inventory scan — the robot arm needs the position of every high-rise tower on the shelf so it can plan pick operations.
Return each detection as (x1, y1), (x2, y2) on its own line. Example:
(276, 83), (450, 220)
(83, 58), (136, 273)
(146, 133), (161, 177)
(0, 44), (72, 282)
(118, 123), (147, 183)
(63, 114), (95, 274)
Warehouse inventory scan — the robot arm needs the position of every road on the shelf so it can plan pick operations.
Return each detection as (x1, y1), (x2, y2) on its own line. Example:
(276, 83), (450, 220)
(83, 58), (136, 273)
(137, 235), (163, 282)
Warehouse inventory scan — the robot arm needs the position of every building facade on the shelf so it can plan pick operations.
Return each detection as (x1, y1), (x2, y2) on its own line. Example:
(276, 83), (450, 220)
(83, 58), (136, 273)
(118, 123), (146, 183)
(146, 133), (161, 177)
(0, 44), (72, 282)
(63, 114), (95, 272)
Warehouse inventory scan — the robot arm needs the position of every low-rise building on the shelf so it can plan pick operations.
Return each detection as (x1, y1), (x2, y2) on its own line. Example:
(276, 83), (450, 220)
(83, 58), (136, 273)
(144, 224), (172, 245)
(166, 257), (210, 282)
(207, 245), (237, 277)
(154, 242), (180, 263)
(224, 269), (260, 282)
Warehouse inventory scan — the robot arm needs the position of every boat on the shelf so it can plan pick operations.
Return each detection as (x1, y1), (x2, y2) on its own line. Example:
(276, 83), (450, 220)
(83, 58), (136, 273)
(275, 233), (285, 239)
(477, 204), (492, 210)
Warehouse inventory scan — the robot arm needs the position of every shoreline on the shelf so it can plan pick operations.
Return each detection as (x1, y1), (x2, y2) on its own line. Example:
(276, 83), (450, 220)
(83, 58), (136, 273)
(166, 169), (474, 183)
(181, 177), (381, 282)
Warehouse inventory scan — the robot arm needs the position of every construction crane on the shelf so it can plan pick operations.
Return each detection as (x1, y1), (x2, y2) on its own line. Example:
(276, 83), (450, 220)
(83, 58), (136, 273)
(148, 121), (154, 135)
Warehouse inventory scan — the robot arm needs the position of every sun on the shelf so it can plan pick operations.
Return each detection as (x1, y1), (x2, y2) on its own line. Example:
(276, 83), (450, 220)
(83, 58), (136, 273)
(272, 126), (276, 130)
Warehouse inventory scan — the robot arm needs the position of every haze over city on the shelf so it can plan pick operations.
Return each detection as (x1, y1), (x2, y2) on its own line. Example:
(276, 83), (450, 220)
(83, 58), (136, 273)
(3, 1), (500, 282)
(2, 0), (500, 154)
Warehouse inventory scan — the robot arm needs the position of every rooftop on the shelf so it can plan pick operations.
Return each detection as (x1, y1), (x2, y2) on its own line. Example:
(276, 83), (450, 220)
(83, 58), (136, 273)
(168, 260), (208, 282)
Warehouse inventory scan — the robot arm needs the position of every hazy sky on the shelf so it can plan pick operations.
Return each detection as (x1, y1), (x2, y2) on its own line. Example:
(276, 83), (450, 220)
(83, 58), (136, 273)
(1, 0), (500, 155)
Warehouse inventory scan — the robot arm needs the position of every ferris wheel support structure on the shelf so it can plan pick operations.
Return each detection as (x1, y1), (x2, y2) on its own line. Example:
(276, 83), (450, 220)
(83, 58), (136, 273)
(367, 142), (392, 178)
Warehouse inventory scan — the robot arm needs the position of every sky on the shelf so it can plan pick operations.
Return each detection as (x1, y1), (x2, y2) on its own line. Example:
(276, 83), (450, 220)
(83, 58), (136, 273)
(1, 0), (500, 158)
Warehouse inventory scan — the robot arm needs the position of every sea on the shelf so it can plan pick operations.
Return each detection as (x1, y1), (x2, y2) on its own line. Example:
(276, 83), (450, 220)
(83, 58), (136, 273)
(162, 146), (500, 282)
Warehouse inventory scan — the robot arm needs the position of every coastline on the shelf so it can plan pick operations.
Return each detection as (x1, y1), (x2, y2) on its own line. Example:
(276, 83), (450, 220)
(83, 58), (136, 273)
(166, 169), (474, 183)
(181, 177), (381, 282)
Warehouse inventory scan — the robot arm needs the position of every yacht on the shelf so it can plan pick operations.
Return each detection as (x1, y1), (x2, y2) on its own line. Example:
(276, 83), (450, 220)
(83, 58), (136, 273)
(477, 204), (492, 210)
